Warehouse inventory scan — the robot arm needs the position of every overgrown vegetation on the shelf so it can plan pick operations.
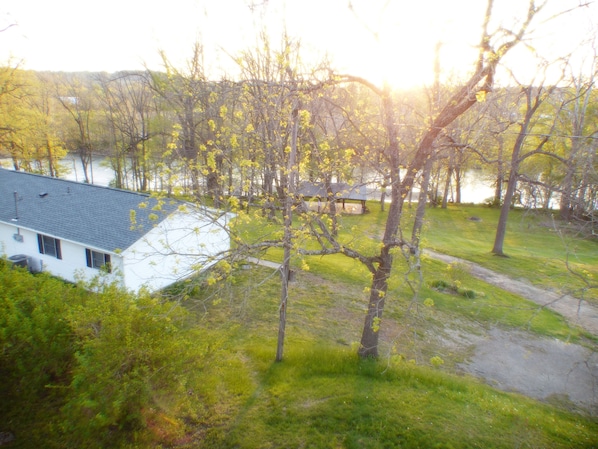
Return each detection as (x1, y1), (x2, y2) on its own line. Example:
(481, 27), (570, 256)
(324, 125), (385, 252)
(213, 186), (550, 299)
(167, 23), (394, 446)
(0, 261), (225, 448)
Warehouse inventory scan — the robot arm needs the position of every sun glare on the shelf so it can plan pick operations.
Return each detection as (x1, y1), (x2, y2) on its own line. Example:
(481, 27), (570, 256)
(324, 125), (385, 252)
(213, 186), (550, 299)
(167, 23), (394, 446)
(306, 0), (487, 90)
(2, 0), (595, 88)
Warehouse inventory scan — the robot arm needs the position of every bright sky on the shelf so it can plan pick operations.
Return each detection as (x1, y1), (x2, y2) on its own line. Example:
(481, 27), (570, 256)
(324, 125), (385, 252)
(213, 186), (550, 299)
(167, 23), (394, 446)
(1, 0), (596, 88)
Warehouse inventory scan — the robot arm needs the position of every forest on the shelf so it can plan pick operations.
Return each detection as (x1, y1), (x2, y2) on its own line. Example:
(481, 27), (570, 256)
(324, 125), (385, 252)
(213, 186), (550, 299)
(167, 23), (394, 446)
(1, 38), (596, 228)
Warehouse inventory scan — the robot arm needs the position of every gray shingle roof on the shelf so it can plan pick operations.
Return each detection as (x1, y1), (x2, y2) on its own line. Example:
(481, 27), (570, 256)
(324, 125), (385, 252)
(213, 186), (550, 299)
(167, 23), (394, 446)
(0, 168), (179, 252)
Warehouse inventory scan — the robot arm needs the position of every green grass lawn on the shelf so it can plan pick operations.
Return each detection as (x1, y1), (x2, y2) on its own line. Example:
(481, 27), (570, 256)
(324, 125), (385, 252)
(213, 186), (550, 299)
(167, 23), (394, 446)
(167, 261), (598, 449)
(235, 201), (598, 304)
(210, 345), (597, 449)
(419, 204), (598, 303)
(164, 202), (598, 448)
(309, 202), (598, 303)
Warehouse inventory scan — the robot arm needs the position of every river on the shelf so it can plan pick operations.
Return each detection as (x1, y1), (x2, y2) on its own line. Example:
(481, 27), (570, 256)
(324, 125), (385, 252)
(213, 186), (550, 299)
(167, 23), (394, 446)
(2, 156), (497, 205)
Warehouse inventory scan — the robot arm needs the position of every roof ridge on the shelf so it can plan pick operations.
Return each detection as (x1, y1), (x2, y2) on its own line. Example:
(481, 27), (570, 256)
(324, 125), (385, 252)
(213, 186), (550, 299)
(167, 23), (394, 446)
(0, 167), (151, 198)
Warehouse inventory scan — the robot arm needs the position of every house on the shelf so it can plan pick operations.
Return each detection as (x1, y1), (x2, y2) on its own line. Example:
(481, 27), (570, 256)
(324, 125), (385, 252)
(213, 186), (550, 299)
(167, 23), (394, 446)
(297, 181), (369, 214)
(0, 168), (232, 292)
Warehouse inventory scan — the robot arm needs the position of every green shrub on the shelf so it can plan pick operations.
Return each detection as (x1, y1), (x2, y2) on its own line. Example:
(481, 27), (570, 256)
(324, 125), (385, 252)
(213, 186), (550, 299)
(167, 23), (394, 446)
(60, 285), (204, 446)
(0, 265), (81, 402)
(0, 262), (210, 448)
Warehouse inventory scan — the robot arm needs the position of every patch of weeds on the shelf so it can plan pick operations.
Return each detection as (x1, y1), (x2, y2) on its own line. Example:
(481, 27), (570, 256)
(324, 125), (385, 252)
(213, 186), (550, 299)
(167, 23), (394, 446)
(430, 279), (480, 299)
(431, 262), (483, 299)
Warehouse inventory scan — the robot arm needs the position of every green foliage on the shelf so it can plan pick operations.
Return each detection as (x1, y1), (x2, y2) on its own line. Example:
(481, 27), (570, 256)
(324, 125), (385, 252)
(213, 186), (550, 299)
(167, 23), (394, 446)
(0, 262), (211, 448)
(60, 287), (201, 445)
(430, 279), (478, 299)
(0, 262), (79, 401)
(429, 261), (480, 298)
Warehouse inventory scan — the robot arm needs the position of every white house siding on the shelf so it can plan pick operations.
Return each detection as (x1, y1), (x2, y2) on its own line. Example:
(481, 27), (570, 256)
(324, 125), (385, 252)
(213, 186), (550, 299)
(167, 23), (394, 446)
(0, 221), (123, 285)
(121, 210), (231, 292)
(1, 209), (231, 293)
(0, 222), (43, 271)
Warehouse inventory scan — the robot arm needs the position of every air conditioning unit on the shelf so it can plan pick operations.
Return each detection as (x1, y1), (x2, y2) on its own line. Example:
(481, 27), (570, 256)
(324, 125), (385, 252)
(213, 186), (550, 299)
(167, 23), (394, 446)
(7, 255), (42, 273)
(8, 254), (29, 269)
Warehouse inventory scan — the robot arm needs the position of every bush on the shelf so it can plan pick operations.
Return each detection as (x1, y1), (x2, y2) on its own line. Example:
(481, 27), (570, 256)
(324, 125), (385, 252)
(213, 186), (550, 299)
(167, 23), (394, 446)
(430, 279), (478, 299)
(0, 265), (81, 403)
(0, 261), (209, 448)
(61, 286), (203, 445)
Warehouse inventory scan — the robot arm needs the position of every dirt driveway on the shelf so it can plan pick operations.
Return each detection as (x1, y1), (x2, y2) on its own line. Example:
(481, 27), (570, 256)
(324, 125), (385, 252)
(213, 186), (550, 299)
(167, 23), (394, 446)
(425, 250), (598, 415)
(459, 327), (598, 414)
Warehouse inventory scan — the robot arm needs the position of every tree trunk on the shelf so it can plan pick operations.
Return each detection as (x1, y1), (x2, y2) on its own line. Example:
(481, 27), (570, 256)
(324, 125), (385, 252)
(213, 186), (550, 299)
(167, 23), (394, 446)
(559, 134), (583, 221)
(413, 157), (434, 245)
(46, 138), (56, 178)
(358, 255), (391, 357)
(494, 138), (504, 205)
(354, 0), (536, 356)
(492, 170), (518, 256)
(492, 85), (551, 255)
(454, 167), (462, 204)
(357, 77), (482, 357)
(325, 177), (339, 236)
(276, 227), (291, 362)
(441, 165), (453, 208)
(79, 148), (91, 184)
(379, 176), (390, 212)
(276, 100), (299, 362)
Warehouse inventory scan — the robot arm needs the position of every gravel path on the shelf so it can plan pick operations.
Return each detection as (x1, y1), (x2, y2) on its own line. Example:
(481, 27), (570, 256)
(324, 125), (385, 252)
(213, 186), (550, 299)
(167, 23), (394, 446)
(461, 328), (598, 414)
(425, 249), (598, 414)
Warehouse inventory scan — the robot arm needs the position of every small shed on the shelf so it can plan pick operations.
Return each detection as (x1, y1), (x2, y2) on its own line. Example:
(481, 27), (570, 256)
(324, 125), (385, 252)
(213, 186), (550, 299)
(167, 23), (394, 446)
(297, 182), (368, 214)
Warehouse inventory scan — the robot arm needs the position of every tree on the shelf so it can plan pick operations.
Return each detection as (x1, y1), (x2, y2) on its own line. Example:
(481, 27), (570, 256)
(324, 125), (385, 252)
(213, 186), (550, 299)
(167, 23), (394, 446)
(149, 43), (211, 197)
(236, 32), (333, 361)
(339, 0), (540, 358)
(97, 71), (155, 190)
(0, 64), (32, 170)
(54, 72), (100, 184)
(236, 33), (305, 218)
(470, 86), (522, 206)
(491, 71), (564, 256)
(557, 57), (598, 222)
(27, 72), (69, 176)
(277, 79), (300, 362)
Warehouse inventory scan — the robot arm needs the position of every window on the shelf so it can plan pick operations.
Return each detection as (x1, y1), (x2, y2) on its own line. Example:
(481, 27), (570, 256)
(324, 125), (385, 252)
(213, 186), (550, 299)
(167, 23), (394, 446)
(37, 234), (62, 259)
(85, 249), (111, 273)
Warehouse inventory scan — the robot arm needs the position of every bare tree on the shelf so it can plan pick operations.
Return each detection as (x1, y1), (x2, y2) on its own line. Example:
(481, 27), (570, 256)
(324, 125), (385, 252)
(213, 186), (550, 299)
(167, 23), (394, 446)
(337, 0), (542, 358)
(96, 72), (155, 190)
(55, 73), (99, 184)
(558, 55), (598, 222)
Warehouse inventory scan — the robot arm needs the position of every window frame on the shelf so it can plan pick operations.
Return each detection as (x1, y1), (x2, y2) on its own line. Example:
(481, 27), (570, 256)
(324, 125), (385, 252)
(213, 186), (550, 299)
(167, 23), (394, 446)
(85, 248), (112, 273)
(37, 234), (62, 259)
